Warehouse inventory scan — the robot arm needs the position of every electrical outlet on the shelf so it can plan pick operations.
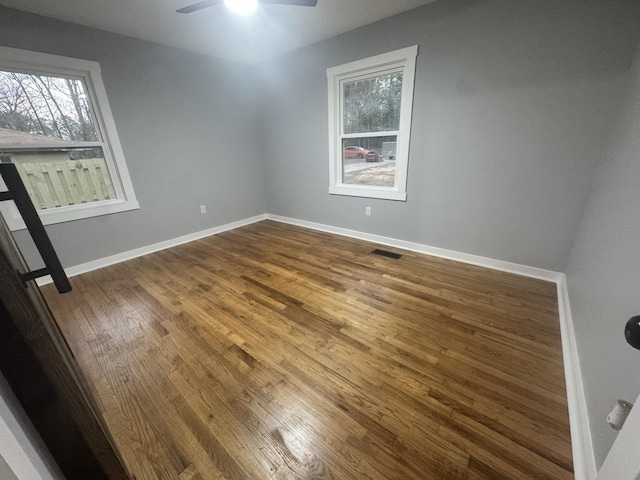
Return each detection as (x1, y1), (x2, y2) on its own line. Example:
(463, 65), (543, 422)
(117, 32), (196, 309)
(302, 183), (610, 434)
(365, 206), (372, 216)
(200, 205), (207, 214)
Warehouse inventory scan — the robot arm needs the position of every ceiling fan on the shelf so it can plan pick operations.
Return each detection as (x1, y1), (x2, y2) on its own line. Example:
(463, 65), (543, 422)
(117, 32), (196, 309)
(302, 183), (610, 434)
(177, 0), (318, 15)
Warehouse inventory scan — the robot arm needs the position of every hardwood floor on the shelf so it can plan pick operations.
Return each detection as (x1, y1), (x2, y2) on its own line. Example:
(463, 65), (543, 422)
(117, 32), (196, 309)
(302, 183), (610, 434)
(42, 220), (573, 479)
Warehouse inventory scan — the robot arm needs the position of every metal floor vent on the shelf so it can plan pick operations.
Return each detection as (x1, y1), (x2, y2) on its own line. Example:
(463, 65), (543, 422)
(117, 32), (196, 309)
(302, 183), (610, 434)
(371, 249), (402, 259)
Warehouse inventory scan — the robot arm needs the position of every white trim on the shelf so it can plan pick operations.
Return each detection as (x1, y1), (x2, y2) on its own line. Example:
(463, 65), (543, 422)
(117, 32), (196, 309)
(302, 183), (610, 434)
(557, 276), (598, 480)
(0, 376), (60, 479)
(37, 210), (561, 284)
(328, 184), (407, 201)
(326, 46), (419, 78)
(36, 214), (267, 286)
(0, 415), (44, 480)
(2, 198), (140, 231)
(0, 46), (139, 231)
(34, 212), (596, 478)
(266, 214), (562, 282)
(0, 46), (102, 75)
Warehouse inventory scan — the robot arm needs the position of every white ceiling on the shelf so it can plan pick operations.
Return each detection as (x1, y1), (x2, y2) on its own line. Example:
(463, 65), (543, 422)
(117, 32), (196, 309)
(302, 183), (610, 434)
(0, 0), (440, 64)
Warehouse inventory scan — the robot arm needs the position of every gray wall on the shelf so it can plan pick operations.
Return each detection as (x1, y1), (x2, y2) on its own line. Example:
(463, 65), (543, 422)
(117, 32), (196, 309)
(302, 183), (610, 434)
(256, 0), (640, 271)
(0, 455), (19, 480)
(0, 6), (266, 269)
(0, 372), (63, 479)
(565, 44), (640, 467)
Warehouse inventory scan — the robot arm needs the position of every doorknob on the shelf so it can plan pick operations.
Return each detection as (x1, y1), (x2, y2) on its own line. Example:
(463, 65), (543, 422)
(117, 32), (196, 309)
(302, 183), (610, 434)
(625, 316), (640, 350)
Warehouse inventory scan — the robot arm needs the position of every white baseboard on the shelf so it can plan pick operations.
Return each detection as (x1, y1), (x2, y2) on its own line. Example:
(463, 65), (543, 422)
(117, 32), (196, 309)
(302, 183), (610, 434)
(266, 214), (563, 283)
(556, 277), (597, 480)
(36, 214), (267, 286)
(38, 212), (595, 477)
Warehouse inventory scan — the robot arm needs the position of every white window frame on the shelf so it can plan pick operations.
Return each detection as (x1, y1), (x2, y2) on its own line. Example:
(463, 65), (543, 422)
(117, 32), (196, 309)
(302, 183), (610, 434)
(0, 46), (139, 231)
(327, 45), (418, 201)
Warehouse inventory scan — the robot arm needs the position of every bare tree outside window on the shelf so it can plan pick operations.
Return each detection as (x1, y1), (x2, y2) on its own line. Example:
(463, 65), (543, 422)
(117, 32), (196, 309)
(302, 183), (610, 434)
(0, 71), (98, 142)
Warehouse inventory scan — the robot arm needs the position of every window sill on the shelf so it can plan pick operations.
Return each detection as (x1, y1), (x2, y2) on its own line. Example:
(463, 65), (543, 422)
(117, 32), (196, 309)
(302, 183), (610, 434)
(1, 199), (140, 231)
(329, 185), (407, 201)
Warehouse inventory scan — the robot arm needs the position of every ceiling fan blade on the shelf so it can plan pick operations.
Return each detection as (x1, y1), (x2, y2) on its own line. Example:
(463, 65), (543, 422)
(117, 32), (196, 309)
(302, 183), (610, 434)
(176, 0), (223, 14)
(260, 0), (318, 6)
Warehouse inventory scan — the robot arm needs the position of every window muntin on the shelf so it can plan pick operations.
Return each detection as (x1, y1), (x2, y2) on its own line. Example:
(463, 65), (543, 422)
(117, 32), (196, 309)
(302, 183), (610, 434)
(0, 46), (138, 230)
(327, 46), (417, 201)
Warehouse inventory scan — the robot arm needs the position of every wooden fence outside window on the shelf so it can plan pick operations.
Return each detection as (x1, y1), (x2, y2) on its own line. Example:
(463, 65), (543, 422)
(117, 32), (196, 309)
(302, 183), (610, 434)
(14, 156), (116, 210)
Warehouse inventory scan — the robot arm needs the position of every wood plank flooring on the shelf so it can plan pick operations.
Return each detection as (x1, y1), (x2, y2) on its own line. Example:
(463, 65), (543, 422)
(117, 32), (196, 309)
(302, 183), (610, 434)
(42, 220), (573, 479)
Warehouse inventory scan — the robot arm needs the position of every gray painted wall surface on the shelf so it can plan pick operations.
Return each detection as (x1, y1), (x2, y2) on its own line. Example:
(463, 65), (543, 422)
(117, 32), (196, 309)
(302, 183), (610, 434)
(565, 45), (640, 467)
(257, 0), (640, 271)
(0, 455), (19, 480)
(0, 372), (63, 479)
(0, 7), (266, 269)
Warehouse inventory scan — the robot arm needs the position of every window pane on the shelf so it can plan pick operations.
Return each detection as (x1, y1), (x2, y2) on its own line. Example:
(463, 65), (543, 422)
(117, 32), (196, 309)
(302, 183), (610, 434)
(342, 136), (397, 187)
(11, 147), (116, 210)
(343, 72), (403, 134)
(0, 71), (98, 142)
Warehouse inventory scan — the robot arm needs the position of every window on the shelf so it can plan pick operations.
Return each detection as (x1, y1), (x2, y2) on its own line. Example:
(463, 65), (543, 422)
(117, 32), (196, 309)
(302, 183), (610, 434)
(327, 45), (417, 201)
(0, 46), (138, 230)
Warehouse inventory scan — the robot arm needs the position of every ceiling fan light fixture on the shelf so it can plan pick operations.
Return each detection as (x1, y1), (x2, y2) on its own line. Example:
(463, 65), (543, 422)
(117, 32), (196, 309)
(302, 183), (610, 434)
(224, 0), (258, 15)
